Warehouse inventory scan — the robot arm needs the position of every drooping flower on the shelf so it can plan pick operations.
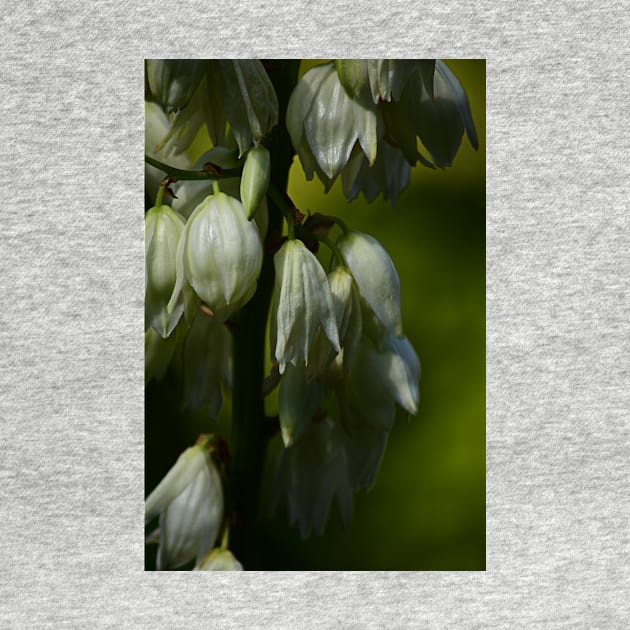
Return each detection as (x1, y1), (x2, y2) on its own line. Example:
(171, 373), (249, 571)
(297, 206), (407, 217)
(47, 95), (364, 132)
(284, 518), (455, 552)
(336, 230), (403, 337)
(270, 239), (340, 374)
(145, 441), (224, 570)
(272, 416), (353, 538)
(181, 311), (232, 419)
(194, 548), (243, 571)
(168, 191), (263, 323)
(286, 62), (382, 185)
(240, 144), (270, 219)
(145, 204), (186, 338)
(145, 59), (206, 114)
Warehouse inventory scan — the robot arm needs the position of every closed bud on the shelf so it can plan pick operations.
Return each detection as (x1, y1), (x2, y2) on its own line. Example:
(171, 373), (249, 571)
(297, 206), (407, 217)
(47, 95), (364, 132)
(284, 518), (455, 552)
(169, 192), (263, 323)
(240, 145), (270, 219)
(145, 204), (187, 338)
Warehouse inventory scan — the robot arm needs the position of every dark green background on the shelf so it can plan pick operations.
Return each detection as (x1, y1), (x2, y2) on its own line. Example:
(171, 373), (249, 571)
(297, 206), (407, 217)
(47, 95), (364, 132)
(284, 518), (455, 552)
(146, 59), (485, 570)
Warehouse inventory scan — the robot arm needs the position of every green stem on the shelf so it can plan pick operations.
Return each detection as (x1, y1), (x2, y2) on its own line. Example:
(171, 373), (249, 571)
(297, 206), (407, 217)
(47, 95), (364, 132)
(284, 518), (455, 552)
(154, 180), (166, 208)
(144, 154), (241, 180)
(229, 60), (301, 569)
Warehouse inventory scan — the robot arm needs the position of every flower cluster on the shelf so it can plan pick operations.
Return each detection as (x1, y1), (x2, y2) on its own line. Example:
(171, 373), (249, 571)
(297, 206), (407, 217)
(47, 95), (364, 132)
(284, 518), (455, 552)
(270, 226), (419, 537)
(287, 59), (477, 204)
(145, 59), (476, 566)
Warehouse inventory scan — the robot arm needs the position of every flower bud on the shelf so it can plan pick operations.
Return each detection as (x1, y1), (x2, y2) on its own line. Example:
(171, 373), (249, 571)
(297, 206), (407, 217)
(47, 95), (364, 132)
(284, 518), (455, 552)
(194, 548), (243, 571)
(240, 145), (270, 219)
(146, 59), (206, 113)
(169, 192), (263, 323)
(337, 231), (402, 336)
(145, 442), (224, 570)
(270, 239), (340, 373)
(145, 204), (186, 338)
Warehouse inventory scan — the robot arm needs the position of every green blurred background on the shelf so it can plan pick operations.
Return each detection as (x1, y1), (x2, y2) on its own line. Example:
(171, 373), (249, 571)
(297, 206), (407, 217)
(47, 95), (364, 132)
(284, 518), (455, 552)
(146, 59), (485, 570)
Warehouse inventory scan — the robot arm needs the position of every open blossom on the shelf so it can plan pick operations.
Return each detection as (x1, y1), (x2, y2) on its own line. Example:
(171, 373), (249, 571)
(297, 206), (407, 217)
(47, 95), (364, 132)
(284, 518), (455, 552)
(168, 191), (263, 323)
(145, 442), (224, 570)
(270, 239), (340, 374)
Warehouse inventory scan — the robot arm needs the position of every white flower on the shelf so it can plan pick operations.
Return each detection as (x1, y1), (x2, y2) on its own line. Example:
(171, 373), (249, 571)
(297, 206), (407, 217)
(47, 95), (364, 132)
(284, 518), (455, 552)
(169, 192), (263, 323)
(194, 548), (243, 571)
(181, 311), (232, 419)
(273, 417), (353, 538)
(337, 230), (402, 337)
(145, 443), (224, 570)
(270, 239), (340, 374)
(145, 204), (186, 338)
(337, 331), (420, 431)
(287, 62), (382, 184)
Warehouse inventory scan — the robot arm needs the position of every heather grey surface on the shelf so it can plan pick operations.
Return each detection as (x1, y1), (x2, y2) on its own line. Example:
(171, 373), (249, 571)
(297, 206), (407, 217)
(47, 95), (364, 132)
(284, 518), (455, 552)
(1, 2), (628, 628)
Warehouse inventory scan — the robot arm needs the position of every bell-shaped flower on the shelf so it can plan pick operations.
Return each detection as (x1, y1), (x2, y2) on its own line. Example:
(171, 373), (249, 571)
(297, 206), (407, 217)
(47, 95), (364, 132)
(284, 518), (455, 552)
(194, 548), (243, 571)
(210, 59), (278, 156)
(168, 191), (263, 323)
(337, 329), (420, 432)
(270, 239), (340, 374)
(272, 416), (353, 538)
(382, 59), (478, 168)
(145, 204), (187, 338)
(181, 311), (232, 419)
(287, 62), (382, 185)
(146, 59), (206, 113)
(306, 266), (362, 383)
(337, 230), (402, 336)
(145, 441), (224, 570)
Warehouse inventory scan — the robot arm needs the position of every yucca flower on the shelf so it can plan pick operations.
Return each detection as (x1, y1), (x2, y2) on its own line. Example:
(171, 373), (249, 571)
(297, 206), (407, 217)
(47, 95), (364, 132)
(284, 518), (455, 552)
(145, 204), (186, 338)
(270, 239), (340, 374)
(168, 191), (263, 323)
(145, 442), (224, 570)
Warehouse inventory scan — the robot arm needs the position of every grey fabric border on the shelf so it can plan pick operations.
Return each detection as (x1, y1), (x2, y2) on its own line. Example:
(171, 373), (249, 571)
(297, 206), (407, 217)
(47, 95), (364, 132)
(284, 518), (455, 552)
(1, 2), (628, 627)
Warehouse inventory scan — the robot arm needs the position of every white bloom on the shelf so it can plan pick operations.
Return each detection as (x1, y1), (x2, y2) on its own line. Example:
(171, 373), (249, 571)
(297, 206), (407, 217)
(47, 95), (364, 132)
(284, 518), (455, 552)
(270, 239), (340, 373)
(337, 231), (402, 337)
(181, 311), (232, 419)
(145, 443), (224, 570)
(145, 204), (186, 337)
(273, 417), (353, 538)
(194, 548), (243, 571)
(337, 331), (420, 431)
(169, 192), (263, 323)
(287, 62), (382, 184)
